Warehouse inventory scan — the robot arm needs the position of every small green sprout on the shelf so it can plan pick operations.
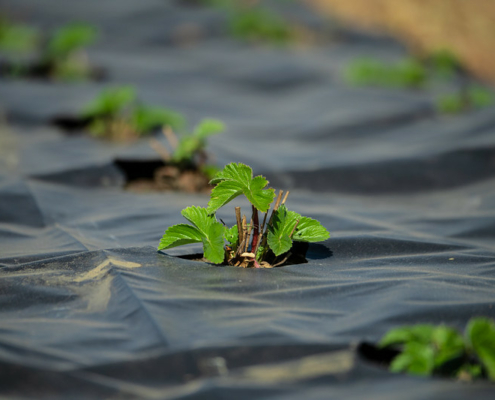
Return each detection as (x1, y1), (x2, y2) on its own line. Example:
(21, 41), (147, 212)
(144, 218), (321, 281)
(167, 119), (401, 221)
(158, 162), (330, 267)
(43, 23), (98, 80)
(429, 49), (461, 78)
(437, 86), (494, 114)
(345, 57), (427, 89)
(0, 18), (39, 54)
(81, 86), (185, 139)
(0, 18), (39, 75)
(197, 0), (294, 45)
(151, 119), (225, 182)
(380, 317), (495, 381)
(131, 105), (186, 135)
(229, 7), (293, 45)
(172, 119), (225, 164)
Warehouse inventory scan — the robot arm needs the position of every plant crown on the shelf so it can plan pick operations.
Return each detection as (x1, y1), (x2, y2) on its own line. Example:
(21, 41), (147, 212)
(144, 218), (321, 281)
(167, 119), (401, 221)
(380, 317), (495, 381)
(158, 162), (330, 267)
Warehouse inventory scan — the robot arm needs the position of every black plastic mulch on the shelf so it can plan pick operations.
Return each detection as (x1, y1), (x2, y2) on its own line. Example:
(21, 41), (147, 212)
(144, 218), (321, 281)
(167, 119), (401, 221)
(1, 0), (495, 398)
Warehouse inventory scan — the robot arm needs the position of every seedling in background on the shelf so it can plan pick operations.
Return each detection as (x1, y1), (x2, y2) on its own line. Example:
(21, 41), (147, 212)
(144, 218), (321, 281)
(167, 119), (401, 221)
(0, 19), (98, 80)
(428, 49), (462, 79)
(437, 86), (494, 115)
(0, 18), (39, 75)
(380, 317), (495, 382)
(82, 86), (185, 140)
(158, 162), (330, 267)
(42, 23), (98, 80)
(150, 118), (225, 180)
(229, 6), (293, 45)
(200, 0), (294, 45)
(345, 57), (427, 89)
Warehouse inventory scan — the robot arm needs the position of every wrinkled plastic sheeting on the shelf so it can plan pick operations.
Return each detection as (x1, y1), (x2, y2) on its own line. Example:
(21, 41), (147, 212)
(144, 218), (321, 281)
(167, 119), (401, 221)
(1, 0), (495, 399)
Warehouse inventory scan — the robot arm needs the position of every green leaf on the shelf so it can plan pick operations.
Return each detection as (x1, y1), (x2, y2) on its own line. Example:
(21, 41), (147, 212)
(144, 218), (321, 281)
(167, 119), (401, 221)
(292, 216), (330, 242)
(181, 206), (226, 264)
(431, 326), (465, 367)
(207, 163), (275, 214)
(83, 86), (136, 119)
(172, 136), (202, 163)
(469, 86), (494, 108)
(267, 205), (297, 256)
(400, 342), (435, 376)
(380, 324), (434, 348)
(158, 224), (204, 250)
(131, 105), (185, 134)
(0, 22), (39, 54)
(193, 118), (225, 139)
(466, 317), (495, 380)
(224, 224), (238, 247)
(202, 222), (226, 264)
(46, 23), (97, 59)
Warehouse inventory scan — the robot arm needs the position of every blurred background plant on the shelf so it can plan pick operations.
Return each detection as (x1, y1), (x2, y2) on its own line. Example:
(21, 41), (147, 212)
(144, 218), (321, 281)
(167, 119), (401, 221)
(0, 17), (39, 76)
(42, 23), (98, 80)
(0, 18), (98, 80)
(307, 0), (495, 85)
(193, 0), (300, 45)
(151, 118), (225, 180)
(345, 57), (427, 89)
(82, 86), (185, 141)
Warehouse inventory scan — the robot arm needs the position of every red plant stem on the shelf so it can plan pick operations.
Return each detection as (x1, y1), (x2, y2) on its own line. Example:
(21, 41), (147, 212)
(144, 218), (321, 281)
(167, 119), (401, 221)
(251, 205), (260, 253)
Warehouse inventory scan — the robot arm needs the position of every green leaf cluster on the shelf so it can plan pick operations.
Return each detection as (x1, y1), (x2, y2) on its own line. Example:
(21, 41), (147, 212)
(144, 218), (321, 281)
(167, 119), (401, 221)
(437, 86), (494, 114)
(268, 205), (329, 256)
(195, 0), (293, 45)
(172, 119), (224, 163)
(345, 58), (427, 89)
(229, 8), (293, 45)
(159, 206), (226, 263)
(158, 163), (330, 266)
(45, 23), (97, 60)
(207, 162), (275, 214)
(0, 18), (39, 55)
(380, 317), (495, 381)
(0, 18), (98, 80)
(429, 49), (460, 78)
(82, 86), (185, 137)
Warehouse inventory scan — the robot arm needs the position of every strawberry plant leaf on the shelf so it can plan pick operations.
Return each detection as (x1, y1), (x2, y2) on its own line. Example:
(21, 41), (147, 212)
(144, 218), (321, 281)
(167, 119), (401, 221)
(292, 216), (330, 242)
(466, 317), (495, 380)
(224, 224), (238, 247)
(83, 86), (136, 118)
(393, 342), (435, 376)
(158, 224), (204, 250)
(207, 163), (275, 214)
(131, 105), (185, 133)
(431, 326), (465, 367)
(380, 325), (435, 348)
(181, 206), (225, 264)
(193, 118), (225, 139)
(267, 205), (297, 256)
(203, 222), (226, 264)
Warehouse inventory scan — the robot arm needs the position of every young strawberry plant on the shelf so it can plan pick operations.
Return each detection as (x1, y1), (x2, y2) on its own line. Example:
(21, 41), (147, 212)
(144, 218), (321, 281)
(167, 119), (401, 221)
(378, 317), (495, 382)
(41, 22), (98, 80)
(141, 118), (225, 192)
(0, 20), (99, 80)
(158, 162), (330, 267)
(437, 86), (494, 114)
(81, 86), (185, 140)
(345, 57), (427, 89)
(0, 18), (39, 76)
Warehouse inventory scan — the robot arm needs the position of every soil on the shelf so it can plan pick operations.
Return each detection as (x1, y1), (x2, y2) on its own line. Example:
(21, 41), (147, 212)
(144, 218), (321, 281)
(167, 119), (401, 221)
(115, 159), (212, 193)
